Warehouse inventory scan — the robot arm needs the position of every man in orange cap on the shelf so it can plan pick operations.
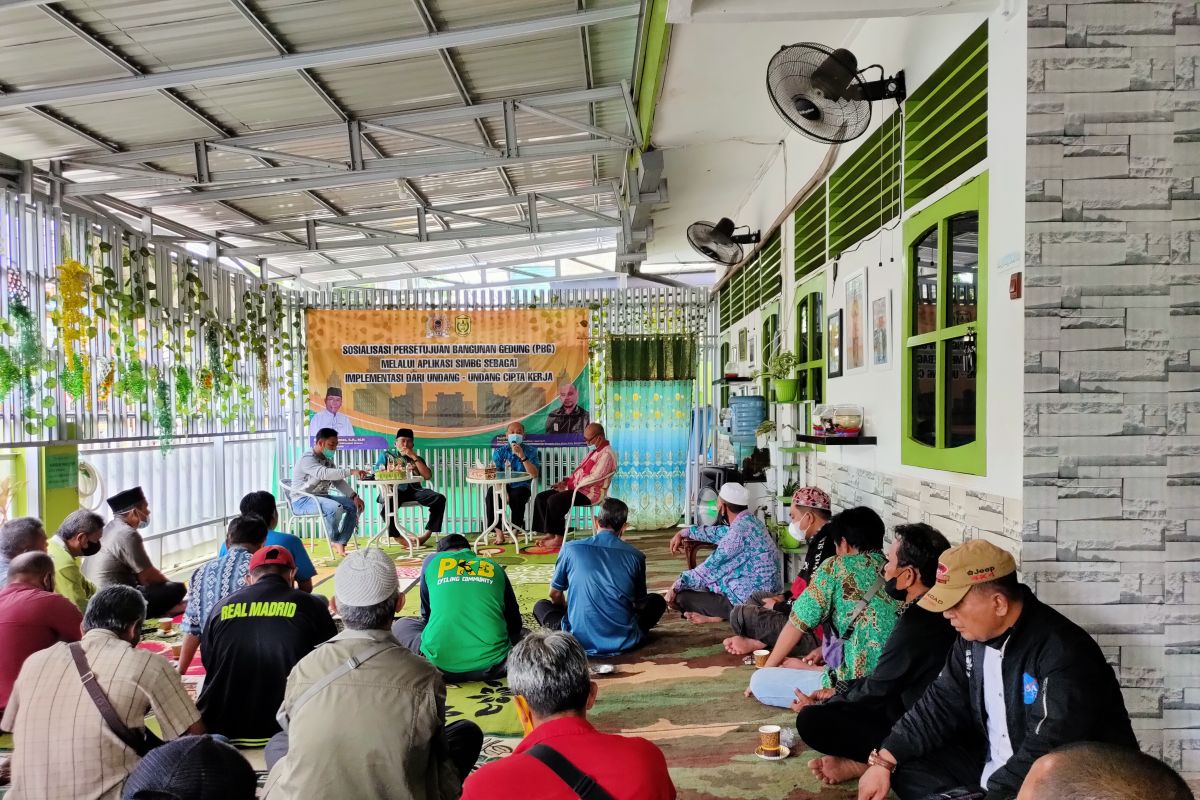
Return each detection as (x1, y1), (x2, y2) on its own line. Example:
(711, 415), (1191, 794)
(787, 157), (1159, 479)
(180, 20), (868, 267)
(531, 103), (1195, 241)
(858, 540), (1138, 800)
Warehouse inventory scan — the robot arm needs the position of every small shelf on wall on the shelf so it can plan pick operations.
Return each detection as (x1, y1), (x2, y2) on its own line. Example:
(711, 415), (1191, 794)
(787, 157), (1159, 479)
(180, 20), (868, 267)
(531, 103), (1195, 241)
(778, 445), (812, 453)
(712, 377), (755, 385)
(794, 434), (877, 446)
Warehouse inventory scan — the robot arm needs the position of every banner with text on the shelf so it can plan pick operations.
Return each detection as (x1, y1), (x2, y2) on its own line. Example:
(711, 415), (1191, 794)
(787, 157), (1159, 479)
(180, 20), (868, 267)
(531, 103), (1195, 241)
(306, 308), (591, 448)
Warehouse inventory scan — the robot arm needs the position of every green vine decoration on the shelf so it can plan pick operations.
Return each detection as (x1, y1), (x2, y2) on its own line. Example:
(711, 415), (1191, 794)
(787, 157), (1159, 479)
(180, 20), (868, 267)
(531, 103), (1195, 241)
(153, 368), (173, 453)
(174, 364), (192, 415)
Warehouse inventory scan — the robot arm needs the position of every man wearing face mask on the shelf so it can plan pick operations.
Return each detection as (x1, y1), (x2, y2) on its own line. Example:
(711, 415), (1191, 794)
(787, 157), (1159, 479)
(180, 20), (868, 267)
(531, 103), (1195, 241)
(485, 421), (540, 533)
(293, 429), (369, 557)
(858, 540), (1138, 800)
(793, 523), (955, 788)
(84, 487), (188, 618)
(667, 482), (781, 623)
(724, 486), (834, 656)
(49, 509), (105, 612)
(0, 552), (83, 714)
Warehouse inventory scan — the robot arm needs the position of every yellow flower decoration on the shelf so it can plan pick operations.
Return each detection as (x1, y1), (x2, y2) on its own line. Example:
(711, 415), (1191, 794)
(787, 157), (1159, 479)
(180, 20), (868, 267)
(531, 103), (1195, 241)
(632, 393), (640, 402)
(632, 410), (642, 420)
(652, 393), (661, 402)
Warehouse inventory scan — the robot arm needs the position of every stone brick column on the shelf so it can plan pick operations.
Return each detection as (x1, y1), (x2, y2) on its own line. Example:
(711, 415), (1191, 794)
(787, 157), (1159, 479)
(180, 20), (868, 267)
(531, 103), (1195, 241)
(1027, 1), (1200, 771)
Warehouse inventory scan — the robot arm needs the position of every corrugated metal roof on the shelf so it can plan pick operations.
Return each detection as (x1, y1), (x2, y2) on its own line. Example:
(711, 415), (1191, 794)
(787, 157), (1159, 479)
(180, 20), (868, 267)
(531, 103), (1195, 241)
(0, 0), (643, 285)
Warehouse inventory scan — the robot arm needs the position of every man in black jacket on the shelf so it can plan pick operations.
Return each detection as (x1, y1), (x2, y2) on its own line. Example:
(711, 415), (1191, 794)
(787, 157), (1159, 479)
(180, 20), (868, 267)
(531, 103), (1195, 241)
(858, 540), (1138, 800)
(794, 523), (956, 786)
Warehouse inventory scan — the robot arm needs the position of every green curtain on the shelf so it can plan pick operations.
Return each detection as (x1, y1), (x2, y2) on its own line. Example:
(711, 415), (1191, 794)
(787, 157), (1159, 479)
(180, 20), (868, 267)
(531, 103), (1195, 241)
(608, 335), (697, 381)
(608, 380), (693, 529)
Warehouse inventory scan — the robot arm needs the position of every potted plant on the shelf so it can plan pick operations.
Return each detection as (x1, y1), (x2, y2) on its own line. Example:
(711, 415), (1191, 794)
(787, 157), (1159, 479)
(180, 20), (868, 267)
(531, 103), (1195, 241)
(755, 419), (776, 449)
(754, 351), (801, 403)
(779, 478), (800, 504)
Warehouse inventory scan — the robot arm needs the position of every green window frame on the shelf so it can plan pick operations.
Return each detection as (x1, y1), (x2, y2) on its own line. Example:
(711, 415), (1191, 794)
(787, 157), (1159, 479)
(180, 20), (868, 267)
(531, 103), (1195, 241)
(901, 173), (988, 475)
(794, 272), (825, 405)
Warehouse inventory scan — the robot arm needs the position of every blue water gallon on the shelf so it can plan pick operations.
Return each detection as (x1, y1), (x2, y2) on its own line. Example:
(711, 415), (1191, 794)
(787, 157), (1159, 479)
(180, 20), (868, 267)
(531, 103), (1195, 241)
(729, 394), (766, 446)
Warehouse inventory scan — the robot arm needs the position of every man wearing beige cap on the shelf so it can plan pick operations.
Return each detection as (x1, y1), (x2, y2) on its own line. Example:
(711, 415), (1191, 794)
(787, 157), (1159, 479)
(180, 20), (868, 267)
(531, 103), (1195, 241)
(264, 548), (482, 800)
(857, 540), (1138, 800)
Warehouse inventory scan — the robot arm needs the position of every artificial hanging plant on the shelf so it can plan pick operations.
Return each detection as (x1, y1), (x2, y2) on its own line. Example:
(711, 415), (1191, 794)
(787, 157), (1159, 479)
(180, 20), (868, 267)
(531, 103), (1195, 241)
(55, 257), (95, 407)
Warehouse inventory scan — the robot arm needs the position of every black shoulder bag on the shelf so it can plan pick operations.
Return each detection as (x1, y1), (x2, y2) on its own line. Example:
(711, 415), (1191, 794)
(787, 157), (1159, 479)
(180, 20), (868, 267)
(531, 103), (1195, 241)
(527, 743), (616, 800)
(68, 642), (162, 757)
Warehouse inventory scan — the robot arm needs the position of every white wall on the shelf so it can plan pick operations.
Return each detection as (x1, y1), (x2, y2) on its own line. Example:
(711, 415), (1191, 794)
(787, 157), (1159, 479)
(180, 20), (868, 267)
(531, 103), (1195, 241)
(724, 3), (1027, 508)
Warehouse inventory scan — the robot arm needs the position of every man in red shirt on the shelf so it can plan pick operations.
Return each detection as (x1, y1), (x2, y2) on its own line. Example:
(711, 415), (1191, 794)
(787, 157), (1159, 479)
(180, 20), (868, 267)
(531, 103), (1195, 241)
(462, 630), (675, 800)
(0, 551), (83, 711)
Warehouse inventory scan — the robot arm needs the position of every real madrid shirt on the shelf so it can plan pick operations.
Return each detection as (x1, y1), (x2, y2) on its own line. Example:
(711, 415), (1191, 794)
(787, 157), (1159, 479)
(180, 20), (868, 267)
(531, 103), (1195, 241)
(197, 574), (336, 746)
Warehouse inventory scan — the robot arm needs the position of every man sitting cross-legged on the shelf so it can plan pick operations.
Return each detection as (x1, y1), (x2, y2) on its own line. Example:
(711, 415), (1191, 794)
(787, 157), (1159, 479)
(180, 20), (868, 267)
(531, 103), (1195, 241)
(264, 548), (483, 800)
(0, 552), (83, 714)
(2, 585), (204, 800)
(858, 540), (1138, 800)
(392, 533), (524, 681)
(724, 485), (834, 657)
(178, 513), (269, 674)
(219, 491), (319, 593)
(666, 482), (781, 623)
(84, 487), (187, 617)
(533, 497), (667, 657)
(461, 630), (675, 800)
(197, 545), (336, 747)
(791, 523), (954, 787)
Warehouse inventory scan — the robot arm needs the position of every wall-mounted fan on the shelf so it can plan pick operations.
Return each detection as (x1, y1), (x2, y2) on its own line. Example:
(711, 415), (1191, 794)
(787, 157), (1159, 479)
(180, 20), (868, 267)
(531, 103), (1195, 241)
(766, 43), (906, 144)
(687, 218), (761, 266)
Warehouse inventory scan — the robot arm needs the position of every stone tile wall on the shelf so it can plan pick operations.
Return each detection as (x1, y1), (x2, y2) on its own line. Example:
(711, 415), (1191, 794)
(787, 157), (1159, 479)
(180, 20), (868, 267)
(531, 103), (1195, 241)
(1027, 0), (1200, 771)
(808, 457), (1023, 554)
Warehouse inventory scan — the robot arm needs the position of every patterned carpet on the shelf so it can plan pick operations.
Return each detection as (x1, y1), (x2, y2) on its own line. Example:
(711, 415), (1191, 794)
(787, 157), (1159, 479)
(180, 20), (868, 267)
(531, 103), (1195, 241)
(0, 531), (861, 799)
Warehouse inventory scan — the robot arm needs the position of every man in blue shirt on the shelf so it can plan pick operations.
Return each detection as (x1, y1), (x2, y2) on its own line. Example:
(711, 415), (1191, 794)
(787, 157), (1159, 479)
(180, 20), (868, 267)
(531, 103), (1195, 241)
(218, 491), (318, 593)
(533, 498), (666, 656)
(486, 421), (540, 534)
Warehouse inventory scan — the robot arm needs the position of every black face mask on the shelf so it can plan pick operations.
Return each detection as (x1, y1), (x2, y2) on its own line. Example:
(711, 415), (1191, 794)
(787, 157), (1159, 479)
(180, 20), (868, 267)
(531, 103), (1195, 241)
(82, 540), (102, 557)
(884, 575), (909, 603)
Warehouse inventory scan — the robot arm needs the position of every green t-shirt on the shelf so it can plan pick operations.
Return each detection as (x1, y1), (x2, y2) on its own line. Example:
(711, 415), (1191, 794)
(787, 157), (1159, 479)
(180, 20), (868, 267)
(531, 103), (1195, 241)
(420, 548), (512, 674)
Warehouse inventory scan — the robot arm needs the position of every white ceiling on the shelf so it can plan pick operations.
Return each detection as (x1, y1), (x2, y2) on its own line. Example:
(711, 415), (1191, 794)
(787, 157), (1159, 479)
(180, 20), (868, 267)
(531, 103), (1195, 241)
(646, 0), (998, 269)
(645, 18), (854, 268)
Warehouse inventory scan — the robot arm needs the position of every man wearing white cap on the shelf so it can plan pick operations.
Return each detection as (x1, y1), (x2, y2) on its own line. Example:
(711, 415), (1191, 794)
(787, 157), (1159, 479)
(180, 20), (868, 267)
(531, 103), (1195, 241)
(264, 548), (483, 800)
(666, 482), (781, 623)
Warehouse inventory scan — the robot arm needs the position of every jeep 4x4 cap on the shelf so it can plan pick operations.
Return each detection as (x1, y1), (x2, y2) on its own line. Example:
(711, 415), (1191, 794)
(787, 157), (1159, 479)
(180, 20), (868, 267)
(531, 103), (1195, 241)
(918, 539), (1018, 613)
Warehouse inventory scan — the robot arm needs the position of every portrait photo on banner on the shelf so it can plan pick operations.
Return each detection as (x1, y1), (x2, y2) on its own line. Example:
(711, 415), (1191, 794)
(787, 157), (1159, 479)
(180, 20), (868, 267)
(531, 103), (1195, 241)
(305, 308), (590, 448)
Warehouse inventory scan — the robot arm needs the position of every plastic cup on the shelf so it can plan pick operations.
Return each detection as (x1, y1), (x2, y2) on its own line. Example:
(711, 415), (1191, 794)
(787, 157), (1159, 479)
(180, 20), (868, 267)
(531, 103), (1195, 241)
(157, 618), (174, 634)
(753, 649), (770, 668)
(759, 724), (781, 753)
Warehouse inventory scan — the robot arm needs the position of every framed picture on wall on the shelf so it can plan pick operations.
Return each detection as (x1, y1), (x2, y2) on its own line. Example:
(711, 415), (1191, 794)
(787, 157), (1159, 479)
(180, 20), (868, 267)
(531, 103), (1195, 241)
(872, 291), (892, 369)
(845, 270), (867, 371)
(738, 328), (748, 362)
(748, 334), (757, 369)
(828, 308), (843, 378)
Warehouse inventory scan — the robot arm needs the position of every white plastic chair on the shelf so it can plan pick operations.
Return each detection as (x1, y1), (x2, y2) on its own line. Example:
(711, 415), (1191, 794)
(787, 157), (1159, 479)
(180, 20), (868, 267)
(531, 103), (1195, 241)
(280, 478), (361, 557)
(563, 473), (614, 541)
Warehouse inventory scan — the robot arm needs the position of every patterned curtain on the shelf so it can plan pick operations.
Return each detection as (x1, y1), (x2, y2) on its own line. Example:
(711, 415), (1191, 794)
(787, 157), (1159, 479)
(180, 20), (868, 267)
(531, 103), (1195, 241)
(605, 335), (696, 529)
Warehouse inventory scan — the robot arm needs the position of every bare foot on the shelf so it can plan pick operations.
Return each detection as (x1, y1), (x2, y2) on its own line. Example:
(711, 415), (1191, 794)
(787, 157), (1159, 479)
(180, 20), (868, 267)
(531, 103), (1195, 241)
(723, 635), (767, 655)
(537, 535), (564, 549)
(811, 755), (867, 785)
(683, 612), (724, 624)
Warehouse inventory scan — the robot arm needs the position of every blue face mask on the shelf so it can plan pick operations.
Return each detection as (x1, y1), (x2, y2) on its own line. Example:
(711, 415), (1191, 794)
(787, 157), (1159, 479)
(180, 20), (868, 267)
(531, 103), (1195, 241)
(322, 449), (336, 460)
(507, 433), (524, 445)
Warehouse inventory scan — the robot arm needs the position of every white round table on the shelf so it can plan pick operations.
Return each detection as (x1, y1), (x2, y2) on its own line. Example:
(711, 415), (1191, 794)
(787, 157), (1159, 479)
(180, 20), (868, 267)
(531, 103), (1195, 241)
(358, 476), (424, 557)
(466, 472), (531, 553)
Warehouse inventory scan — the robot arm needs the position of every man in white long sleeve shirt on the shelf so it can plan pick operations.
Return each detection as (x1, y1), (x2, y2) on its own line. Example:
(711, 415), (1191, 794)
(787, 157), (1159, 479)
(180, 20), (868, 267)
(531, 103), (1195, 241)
(291, 428), (368, 557)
